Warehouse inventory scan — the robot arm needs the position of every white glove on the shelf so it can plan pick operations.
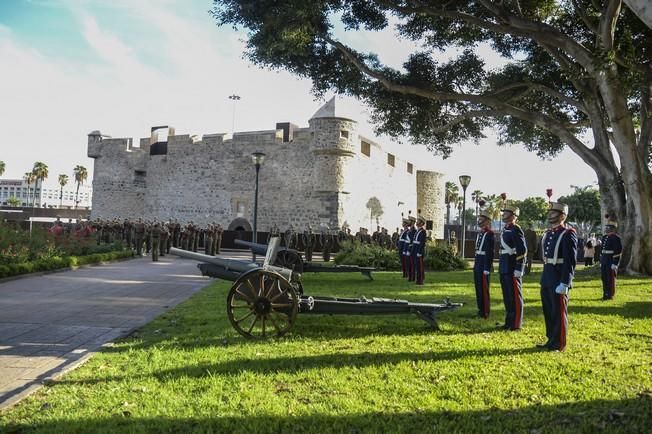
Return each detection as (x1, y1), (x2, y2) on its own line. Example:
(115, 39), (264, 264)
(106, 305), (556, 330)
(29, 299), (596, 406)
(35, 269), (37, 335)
(555, 283), (569, 295)
(513, 270), (522, 278)
(483, 270), (490, 276)
(611, 264), (618, 272)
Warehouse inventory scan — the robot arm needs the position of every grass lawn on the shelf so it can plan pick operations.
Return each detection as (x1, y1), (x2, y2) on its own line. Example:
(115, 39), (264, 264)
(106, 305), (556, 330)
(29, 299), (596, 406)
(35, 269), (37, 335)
(1, 268), (650, 433)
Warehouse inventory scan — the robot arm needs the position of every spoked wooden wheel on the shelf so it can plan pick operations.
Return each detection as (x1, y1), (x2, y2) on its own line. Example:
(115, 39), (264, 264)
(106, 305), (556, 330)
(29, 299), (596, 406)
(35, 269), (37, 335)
(226, 268), (299, 339)
(275, 250), (304, 273)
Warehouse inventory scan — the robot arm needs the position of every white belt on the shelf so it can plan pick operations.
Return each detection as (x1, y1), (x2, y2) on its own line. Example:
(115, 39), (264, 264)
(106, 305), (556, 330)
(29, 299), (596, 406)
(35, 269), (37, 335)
(413, 241), (421, 245)
(500, 248), (516, 255)
(475, 251), (486, 255)
(544, 258), (564, 264)
(602, 250), (614, 254)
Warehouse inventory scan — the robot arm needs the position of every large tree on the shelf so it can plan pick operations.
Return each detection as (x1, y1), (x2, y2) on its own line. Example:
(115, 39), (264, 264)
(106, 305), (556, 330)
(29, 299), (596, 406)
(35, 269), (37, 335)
(559, 184), (602, 225)
(212, 0), (652, 274)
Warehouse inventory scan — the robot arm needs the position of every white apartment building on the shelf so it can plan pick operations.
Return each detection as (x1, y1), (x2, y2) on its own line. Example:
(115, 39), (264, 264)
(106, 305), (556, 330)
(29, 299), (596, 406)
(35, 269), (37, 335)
(0, 179), (92, 209)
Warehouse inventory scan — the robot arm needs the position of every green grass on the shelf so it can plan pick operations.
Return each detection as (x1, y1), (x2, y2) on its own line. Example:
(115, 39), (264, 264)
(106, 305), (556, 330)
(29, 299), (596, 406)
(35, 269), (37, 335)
(1, 269), (651, 433)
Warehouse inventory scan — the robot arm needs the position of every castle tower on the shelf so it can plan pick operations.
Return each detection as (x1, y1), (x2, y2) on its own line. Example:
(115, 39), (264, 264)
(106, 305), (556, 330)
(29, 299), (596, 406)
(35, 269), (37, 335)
(308, 97), (357, 228)
(416, 170), (445, 239)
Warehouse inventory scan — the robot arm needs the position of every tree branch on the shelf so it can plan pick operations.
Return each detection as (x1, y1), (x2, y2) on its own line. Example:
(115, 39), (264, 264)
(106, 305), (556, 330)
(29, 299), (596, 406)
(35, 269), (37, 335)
(599, 0), (622, 51)
(429, 110), (503, 133)
(572, 0), (599, 35)
(485, 82), (589, 115)
(324, 36), (602, 169)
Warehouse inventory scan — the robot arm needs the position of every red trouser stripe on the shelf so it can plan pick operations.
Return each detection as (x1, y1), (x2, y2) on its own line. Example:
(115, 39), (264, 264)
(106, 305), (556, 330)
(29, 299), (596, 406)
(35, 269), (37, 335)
(611, 270), (617, 297)
(513, 277), (521, 327)
(559, 294), (567, 351)
(418, 256), (424, 283)
(482, 274), (489, 317)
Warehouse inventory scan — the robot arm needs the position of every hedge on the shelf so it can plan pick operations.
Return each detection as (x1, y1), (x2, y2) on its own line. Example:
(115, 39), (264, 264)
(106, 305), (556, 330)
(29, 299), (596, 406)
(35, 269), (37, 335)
(0, 249), (135, 279)
(334, 241), (467, 271)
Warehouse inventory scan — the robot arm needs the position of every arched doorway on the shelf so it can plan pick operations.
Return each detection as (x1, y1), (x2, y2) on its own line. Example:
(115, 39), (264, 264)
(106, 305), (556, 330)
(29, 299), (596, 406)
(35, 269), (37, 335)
(228, 218), (252, 241)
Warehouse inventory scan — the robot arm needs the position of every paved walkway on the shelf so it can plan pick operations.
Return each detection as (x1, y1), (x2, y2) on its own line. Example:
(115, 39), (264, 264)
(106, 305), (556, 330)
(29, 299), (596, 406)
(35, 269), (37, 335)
(0, 255), (212, 410)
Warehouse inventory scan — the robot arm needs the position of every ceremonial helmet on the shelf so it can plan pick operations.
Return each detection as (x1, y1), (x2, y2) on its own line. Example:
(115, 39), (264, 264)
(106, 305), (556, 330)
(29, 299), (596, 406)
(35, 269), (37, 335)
(548, 201), (569, 215)
(501, 202), (520, 217)
(478, 209), (492, 220)
(605, 219), (618, 229)
(416, 215), (426, 225)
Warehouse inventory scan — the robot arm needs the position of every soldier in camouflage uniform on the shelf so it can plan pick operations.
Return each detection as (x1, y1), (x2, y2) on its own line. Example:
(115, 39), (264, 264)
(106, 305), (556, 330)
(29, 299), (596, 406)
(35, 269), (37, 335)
(151, 222), (162, 262)
(134, 218), (145, 256)
(303, 225), (315, 262)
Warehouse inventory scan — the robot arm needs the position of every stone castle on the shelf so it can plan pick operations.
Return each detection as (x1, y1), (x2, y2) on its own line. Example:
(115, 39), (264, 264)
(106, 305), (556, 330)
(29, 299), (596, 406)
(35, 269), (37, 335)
(88, 98), (445, 237)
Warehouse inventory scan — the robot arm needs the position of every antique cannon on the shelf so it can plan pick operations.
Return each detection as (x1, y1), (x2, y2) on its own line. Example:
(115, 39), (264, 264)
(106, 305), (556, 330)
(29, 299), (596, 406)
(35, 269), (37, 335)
(171, 238), (461, 340)
(234, 239), (375, 280)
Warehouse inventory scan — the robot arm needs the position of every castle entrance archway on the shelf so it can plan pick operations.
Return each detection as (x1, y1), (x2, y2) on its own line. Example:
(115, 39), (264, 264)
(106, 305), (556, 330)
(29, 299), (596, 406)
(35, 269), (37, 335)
(228, 218), (252, 233)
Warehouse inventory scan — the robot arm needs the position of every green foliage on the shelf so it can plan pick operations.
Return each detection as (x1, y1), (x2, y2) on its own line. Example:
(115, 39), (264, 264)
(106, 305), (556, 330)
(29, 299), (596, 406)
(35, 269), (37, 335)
(6, 196), (21, 207)
(0, 250), (133, 279)
(1, 271), (650, 432)
(558, 185), (602, 225)
(424, 243), (468, 271)
(334, 241), (466, 271)
(334, 240), (400, 270)
(511, 196), (549, 224)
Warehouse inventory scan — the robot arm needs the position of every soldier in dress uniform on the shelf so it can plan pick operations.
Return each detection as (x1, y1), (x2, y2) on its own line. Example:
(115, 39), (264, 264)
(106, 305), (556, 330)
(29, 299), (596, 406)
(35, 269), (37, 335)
(320, 226), (333, 262)
(398, 217), (410, 278)
(303, 225), (315, 262)
(413, 216), (427, 285)
(473, 209), (495, 319)
(498, 203), (527, 330)
(600, 219), (622, 300)
(537, 202), (577, 352)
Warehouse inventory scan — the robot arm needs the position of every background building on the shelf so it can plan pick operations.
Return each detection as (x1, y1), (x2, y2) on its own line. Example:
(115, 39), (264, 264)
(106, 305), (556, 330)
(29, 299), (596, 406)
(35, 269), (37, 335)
(0, 179), (92, 209)
(88, 99), (445, 237)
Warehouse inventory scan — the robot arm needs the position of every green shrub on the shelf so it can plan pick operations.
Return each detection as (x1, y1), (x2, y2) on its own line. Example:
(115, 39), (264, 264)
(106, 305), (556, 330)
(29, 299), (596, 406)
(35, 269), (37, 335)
(334, 241), (467, 272)
(0, 250), (134, 279)
(424, 244), (468, 271)
(334, 241), (401, 270)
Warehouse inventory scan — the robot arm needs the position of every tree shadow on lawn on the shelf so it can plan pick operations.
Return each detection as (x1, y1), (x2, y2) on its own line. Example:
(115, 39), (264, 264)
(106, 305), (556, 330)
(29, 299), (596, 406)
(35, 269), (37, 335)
(55, 346), (544, 386)
(3, 397), (649, 434)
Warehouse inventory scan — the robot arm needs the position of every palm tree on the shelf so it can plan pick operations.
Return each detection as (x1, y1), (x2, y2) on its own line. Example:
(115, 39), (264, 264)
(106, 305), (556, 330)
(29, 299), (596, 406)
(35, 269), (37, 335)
(23, 172), (35, 207)
(73, 165), (88, 209)
(31, 161), (48, 207)
(0, 160), (5, 176)
(58, 174), (69, 208)
(445, 182), (459, 225)
(7, 196), (20, 207)
(471, 189), (484, 218)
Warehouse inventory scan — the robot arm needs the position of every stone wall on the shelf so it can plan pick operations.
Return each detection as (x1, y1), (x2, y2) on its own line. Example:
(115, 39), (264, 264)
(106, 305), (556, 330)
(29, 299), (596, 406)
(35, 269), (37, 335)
(88, 116), (446, 237)
(417, 170), (445, 239)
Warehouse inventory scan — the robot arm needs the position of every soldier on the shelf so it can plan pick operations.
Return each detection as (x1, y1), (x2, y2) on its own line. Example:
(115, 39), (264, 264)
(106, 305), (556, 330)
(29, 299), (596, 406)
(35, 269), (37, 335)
(391, 228), (399, 251)
(267, 224), (280, 244)
(473, 209), (495, 319)
(537, 202), (577, 352)
(407, 215), (417, 282)
(372, 226), (381, 245)
(600, 219), (622, 300)
(398, 217), (410, 278)
(321, 227), (333, 262)
(160, 222), (169, 257)
(133, 218), (145, 255)
(214, 223), (223, 255)
(172, 219), (181, 248)
(413, 216), (427, 285)
(284, 224), (296, 249)
(151, 222), (162, 262)
(205, 224), (214, 255)
(524, 223), (538, 275)
(145, 221), (152, 254)
(303, 225), (315, 262)
(123, 218), (133, 249)
(498, 203), (527, 331)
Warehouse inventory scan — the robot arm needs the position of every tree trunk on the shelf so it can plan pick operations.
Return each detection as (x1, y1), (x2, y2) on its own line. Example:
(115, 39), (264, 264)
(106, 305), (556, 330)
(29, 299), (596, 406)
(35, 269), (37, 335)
(75, 183), (80, 209)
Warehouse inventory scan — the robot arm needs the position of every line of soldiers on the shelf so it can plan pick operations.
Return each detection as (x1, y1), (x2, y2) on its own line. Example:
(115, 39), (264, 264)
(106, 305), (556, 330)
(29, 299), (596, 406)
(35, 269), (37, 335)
(89, 218), (224, 262)
(472, 200), (623, 352)
(397, 214), (427, 285)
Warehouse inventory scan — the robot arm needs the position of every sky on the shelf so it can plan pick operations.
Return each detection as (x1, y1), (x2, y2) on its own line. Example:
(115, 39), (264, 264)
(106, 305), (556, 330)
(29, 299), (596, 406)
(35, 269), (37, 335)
(0, 0), (598, 200)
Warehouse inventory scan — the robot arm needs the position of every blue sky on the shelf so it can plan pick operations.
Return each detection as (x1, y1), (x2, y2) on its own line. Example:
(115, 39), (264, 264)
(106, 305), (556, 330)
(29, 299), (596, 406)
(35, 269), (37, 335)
(0, 0), (597, 200)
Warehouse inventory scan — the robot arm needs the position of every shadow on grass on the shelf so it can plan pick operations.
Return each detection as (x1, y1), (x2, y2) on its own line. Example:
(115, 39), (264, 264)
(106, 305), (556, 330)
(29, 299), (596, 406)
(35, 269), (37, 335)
(55, 346), (544, 386)
(3, 397), (649, 434)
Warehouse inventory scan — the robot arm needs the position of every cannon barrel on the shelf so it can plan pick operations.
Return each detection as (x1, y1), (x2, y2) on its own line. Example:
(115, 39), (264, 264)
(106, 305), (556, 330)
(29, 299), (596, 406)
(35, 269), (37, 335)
(170, 247), (296, 282)
(234, 239), (269, 256)
(169, 247), (259, 273)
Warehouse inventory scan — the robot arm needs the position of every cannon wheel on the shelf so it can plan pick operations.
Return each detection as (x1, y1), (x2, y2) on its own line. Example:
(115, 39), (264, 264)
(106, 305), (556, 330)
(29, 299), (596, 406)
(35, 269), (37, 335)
(226, 268), (299, 339)
(275, 250), (304, 273)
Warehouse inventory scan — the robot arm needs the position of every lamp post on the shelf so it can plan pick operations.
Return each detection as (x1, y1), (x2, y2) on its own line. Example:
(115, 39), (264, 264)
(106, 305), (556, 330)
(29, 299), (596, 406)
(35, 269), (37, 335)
(228, 94), (241, 135)
(459, 175), (471, 258)
(251, 151), (265, 262)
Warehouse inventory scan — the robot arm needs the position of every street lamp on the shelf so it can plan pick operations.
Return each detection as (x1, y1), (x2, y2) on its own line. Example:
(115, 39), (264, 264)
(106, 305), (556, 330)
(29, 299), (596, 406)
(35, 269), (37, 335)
(459, 175), (471, 258)
(251, 151), (265, 262)
(228, 94), (241, 135)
